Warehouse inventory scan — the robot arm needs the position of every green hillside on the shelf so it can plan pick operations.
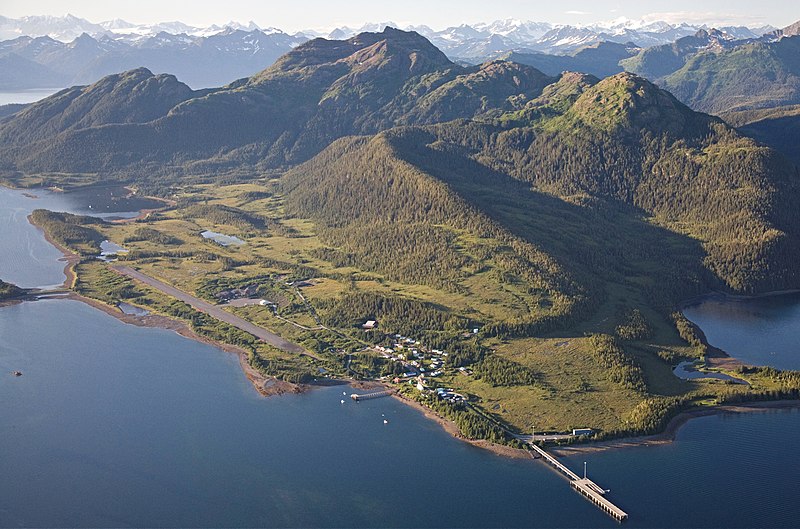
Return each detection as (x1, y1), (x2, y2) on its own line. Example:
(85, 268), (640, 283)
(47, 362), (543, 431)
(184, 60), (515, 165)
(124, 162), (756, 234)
(0, 29), (552, 180)
(662, 36), (800, 113)
(621, 29), (734, 80)
(501, 41), (637, 79)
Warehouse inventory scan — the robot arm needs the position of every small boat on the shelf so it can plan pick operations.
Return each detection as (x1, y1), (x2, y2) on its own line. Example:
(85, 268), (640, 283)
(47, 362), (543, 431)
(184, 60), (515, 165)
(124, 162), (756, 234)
(383, 419), (389, 424)
(12, 371), (22, 377)
(340, 399), (345, 404)
(342, 391), (347, 395)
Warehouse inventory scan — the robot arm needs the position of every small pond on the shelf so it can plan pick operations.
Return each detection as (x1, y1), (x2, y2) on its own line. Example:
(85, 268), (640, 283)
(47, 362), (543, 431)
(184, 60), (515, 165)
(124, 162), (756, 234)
(201, 230), (245, 246)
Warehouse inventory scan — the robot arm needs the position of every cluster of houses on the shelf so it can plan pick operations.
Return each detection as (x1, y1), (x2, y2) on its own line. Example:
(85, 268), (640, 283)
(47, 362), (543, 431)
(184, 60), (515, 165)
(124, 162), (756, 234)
(372, 333), (470, 403)
(375, 334), (449, 378)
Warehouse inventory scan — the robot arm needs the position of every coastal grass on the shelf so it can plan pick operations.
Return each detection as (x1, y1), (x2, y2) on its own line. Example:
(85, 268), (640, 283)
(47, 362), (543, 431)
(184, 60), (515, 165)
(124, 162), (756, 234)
(73, 259), (331, 384)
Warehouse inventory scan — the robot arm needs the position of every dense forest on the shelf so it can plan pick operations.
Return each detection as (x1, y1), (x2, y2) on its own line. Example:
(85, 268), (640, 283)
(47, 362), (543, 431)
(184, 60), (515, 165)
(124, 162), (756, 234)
(29, 209), (105, 255)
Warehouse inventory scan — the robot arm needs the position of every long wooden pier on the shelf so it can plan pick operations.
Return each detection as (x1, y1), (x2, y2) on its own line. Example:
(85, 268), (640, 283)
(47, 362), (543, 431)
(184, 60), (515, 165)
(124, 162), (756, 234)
(350, 389), (395, 401)
(528, 444), (628, 522)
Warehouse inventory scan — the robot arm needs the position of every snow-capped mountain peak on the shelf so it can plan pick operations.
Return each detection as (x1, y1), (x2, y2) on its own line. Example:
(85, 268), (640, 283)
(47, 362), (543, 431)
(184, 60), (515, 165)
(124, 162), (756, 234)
(0, 14), (780, 58)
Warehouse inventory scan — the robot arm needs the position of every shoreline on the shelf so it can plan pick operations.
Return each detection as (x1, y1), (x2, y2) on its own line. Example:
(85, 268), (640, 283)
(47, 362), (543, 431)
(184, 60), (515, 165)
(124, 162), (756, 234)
(37, 224), (81, 289)
(27, 209), (306, 397)
(390, 392), (531, 459)
(64, 291), (306, 397)
(18, 202), (800, 459)
(551, 400), (800, 457)
(25, 211), (80, 290)
(680, 288), (800, 310)
(34, 279), (800, 459)
(112, 186), (176, 223)
(22, 283), (800, 459)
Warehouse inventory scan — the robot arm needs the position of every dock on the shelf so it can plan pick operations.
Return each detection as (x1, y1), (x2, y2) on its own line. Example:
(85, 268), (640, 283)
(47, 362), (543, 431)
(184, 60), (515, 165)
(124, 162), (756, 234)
(350, 389), (395, 401)
(528, 443), (628, 522)
(571, 479), (628, 521)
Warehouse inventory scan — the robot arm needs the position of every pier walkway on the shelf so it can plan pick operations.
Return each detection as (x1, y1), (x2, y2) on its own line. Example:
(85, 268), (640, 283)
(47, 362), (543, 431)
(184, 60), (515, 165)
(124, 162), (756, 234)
(350, 389), (395, 401)
(528, 443), (627, 522)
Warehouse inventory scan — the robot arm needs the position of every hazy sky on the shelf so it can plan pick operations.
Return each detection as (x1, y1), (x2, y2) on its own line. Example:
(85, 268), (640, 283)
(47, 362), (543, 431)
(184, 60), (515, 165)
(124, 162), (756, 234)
(2, 0), (796, 32)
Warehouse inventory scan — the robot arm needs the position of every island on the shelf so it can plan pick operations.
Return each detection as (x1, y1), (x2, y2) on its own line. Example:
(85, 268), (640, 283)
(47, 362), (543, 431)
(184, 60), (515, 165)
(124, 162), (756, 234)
(6, 28), (800, 456)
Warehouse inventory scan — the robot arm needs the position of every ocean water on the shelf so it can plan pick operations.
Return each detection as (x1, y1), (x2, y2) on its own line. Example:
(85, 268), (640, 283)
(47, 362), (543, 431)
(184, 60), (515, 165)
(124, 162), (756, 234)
(3, 299), (800, 528)
(0, 299), (612, 528)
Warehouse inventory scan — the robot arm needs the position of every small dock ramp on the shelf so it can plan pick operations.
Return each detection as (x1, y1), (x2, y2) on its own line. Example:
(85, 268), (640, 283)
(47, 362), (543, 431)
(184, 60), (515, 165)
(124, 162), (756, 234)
(350, 389), (395, 401)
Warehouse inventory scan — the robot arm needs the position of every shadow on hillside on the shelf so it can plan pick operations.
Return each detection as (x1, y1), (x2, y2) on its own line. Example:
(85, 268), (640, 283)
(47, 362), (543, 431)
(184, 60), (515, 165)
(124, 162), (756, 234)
(740, 115), (800, 166)
(390, 129), (717, 336)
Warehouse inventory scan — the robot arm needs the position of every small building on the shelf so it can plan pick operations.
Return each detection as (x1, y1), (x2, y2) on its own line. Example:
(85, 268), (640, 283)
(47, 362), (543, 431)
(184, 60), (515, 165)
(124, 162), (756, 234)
(362, 320), (377, 330)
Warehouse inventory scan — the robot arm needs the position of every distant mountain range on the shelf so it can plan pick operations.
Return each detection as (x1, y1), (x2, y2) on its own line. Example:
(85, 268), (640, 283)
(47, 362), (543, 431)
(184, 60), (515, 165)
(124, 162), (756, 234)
(0, 14), (292, 42)
(2, 14), (799, 117)
(0, 28), (306, 90)
(303, 18), (774, 57)
(0, 15), (777, 90)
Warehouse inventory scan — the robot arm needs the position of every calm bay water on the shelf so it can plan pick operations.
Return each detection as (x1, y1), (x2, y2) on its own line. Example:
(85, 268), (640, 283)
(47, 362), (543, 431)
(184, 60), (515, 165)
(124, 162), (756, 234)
(3, 300), (800, 528)
(3, 188), (800, 527)
(1, 300), (612, 528)
(0, 186), (162, 288)
(683, 293), (800, 370)
(0, 186), (83, 288)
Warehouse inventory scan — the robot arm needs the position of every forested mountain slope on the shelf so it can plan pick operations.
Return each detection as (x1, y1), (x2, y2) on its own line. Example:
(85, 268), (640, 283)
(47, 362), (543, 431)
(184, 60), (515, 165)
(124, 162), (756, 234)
(2, 27), (798, 300)
(0, 28), (555, 178)
(285, 71), (800, 301)
(492, 74), (800, 294)
(661, 35), (800, 113)
(497, 41), (637, 79)
(620, 29), (745, 81)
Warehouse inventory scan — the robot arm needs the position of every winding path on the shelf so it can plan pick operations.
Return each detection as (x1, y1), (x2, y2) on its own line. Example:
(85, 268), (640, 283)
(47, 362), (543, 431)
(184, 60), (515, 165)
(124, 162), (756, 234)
(112, 265), (306, 354)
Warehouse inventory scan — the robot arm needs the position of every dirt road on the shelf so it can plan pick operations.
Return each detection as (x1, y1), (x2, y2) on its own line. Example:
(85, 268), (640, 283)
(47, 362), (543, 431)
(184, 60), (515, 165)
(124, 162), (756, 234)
(112, 265), (306, 354)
